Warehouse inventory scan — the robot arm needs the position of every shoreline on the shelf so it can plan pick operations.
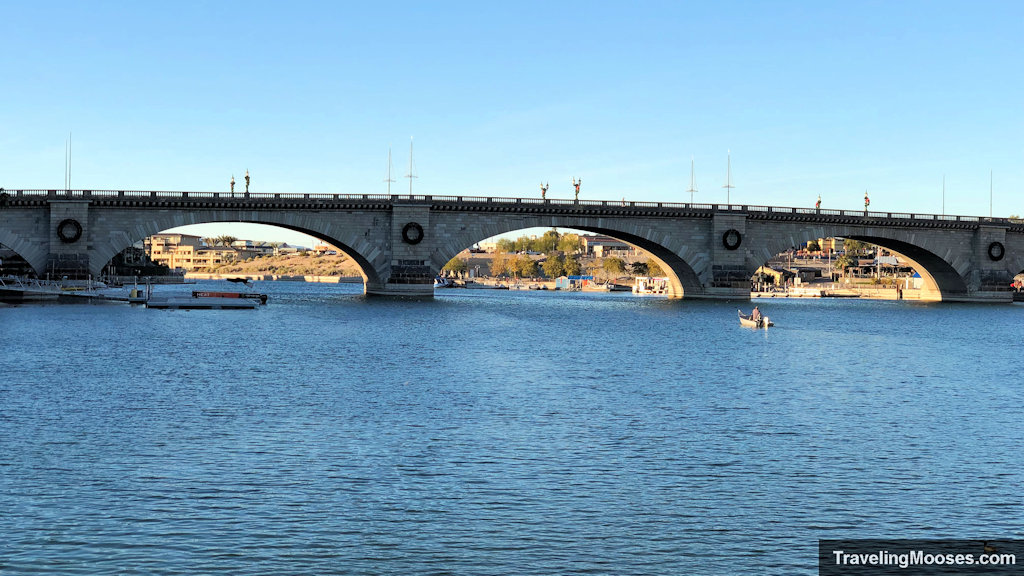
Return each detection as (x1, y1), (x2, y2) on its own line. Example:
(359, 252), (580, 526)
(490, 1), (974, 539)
(185, 272), (363, 283)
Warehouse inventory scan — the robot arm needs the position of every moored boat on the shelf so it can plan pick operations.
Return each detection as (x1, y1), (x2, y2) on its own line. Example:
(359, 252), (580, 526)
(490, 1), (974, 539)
(147, 294), (261, 309)
(434, 276), (456, 288)
(146, 289), (268, 309)
(633, 276), (669, 295)
(193, 290), (268, 304)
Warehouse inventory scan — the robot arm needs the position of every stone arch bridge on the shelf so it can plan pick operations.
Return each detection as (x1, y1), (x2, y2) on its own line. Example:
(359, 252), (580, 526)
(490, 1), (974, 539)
(1, 189), (1022, 302)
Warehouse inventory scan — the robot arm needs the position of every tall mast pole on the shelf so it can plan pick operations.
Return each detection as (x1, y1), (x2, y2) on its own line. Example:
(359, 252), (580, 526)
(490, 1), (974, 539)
(990, 169), (993, 217)
(405, 137), (417, 195)
(942, 175), (945, 216)
(65, 133), (71, 191)
(686, 155), (697, 204)
(722, 149), (734, 205)
(384, 146), (395, 195)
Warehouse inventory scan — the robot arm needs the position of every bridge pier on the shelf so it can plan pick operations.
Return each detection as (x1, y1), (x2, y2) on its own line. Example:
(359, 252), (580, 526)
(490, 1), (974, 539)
(943, 291), (1014, 303)
(365, 282), (434, 298)
(47, 200), (92, 279)
(705, 213), (751, 299)
(367, 202), (436, 297)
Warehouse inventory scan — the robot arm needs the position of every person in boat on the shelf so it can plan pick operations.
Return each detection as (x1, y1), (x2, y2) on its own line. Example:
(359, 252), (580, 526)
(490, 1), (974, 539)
(751, 306), (761, 323)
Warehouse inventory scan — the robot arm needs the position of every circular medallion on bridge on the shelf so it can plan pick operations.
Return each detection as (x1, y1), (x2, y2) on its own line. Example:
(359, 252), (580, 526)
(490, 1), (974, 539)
(57, 218), (83, 244)
(402, 221), (424, 245)
(722, 228), (742, 250)
(987, 241), (1005, 262)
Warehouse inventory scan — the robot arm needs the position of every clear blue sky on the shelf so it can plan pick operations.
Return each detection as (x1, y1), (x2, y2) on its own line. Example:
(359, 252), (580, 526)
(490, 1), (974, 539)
(2, 1), (1021, 246)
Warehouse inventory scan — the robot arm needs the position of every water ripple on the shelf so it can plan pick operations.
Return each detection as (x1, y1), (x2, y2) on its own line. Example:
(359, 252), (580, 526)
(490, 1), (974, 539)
(2, 286), (1023, 574)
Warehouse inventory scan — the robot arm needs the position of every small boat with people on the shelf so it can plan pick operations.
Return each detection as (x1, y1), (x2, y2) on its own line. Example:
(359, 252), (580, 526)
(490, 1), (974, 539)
(738, 308), (773, 328)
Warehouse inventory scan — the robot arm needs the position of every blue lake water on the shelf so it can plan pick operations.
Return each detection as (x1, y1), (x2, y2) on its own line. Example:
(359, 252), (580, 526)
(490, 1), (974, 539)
(2, 282), (1023, 575)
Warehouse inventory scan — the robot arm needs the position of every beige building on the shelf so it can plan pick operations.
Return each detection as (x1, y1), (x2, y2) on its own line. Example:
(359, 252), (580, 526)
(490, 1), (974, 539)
(817, 237), (845, 254)
(145, 233), (242, 272)
(580, 235), (635, 258)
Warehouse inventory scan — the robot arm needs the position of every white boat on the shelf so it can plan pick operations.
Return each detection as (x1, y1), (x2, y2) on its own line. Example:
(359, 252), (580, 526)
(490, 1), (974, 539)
(738, 310), (773, 328)
(434, 277), (456, 288)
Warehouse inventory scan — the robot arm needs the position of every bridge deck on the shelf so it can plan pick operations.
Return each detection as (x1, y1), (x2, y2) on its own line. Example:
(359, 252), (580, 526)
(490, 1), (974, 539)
(2, 188), (1020, 230)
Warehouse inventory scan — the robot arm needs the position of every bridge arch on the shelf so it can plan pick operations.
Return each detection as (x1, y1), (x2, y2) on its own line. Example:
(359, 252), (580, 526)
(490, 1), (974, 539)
(750, 223), (970, 299)
(89, 209), (384, 288)
(0, 230), (48, 276)
(427, 215), (711, 297)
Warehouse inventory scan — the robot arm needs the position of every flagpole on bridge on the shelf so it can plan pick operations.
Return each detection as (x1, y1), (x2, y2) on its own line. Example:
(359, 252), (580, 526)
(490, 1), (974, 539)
(722, 150), (734, 205)
(405, 137), (417, 195)
(384, 146), (395, 195)
(686, 156), (697, 204)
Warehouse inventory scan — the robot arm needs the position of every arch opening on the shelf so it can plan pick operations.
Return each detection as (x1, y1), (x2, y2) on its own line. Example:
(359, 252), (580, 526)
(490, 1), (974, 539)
(430, 225), (705, 298)
(93, 218), (382, 290)
(752, 231), (969, 302)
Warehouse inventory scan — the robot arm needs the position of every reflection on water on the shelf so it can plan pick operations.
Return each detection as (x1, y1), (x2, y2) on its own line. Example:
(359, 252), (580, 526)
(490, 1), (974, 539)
(2, 282), (1023, 575)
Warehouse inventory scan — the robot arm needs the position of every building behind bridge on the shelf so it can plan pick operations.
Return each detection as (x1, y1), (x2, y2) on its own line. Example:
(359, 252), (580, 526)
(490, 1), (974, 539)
(144, 233), (298, 273)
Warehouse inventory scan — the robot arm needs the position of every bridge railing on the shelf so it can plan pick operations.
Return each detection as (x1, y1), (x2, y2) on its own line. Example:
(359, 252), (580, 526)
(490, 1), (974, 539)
(1, 188), (1017, 226)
